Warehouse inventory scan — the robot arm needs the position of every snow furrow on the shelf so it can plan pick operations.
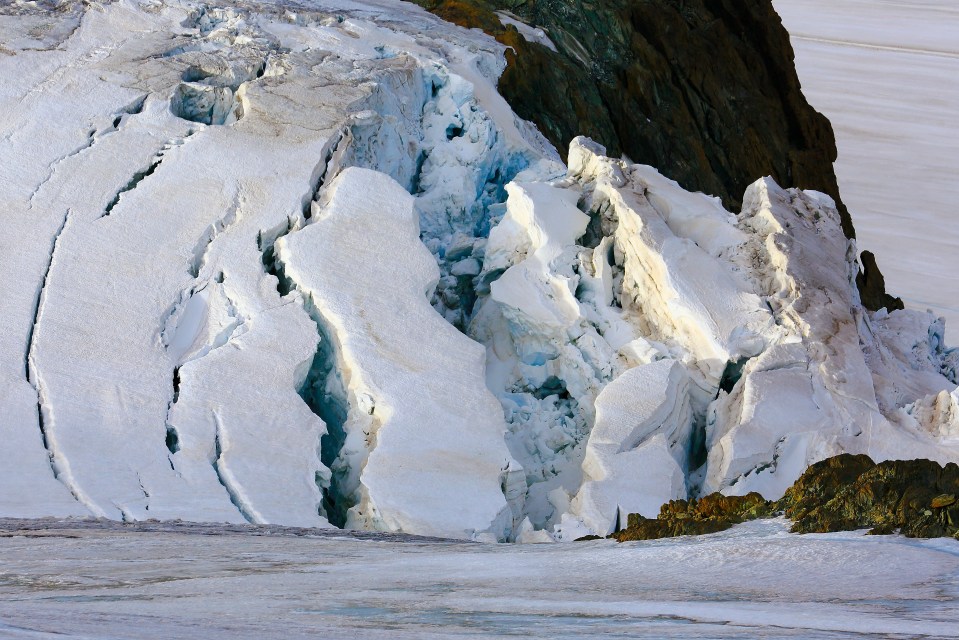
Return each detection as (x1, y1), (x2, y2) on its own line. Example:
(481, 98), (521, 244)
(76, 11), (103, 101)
(27, 96), (149, 211)
(189, 193), (242, 278)
(211, 412), (256, 524)
(23, 211), (69, 383)
(24, 210), (99, 516)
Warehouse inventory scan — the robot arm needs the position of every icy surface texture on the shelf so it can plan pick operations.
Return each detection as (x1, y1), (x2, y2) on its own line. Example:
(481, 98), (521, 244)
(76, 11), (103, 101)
(0, 0), (956, 541)
(276, 167), (516, 540)
(0, 0), (545, 536)
(569, 359), (692, 535)
(475, 138), (959, 538)
(2, 518), (959, 639)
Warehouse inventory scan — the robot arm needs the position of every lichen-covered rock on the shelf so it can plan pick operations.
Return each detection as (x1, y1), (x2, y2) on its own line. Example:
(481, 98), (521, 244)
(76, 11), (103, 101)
(774, 454), (876, 523)
(780, 454), (959, 538)
(611, 492), (774, 541)
(615, 454), (959, 542)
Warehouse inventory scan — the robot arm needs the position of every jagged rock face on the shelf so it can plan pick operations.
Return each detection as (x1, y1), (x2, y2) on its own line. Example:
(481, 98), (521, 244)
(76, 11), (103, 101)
(612, 492), (773, 541)
(780, 454), (959, 539)
(413, 0), (850, 236)
(614, 453), (959, 541)
(856, 250), (905, 312)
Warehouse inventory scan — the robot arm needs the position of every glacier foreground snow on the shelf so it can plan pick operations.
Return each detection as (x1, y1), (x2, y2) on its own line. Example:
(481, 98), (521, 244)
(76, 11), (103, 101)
(1, 0), (958, 542)
(1, 517), (959, 639)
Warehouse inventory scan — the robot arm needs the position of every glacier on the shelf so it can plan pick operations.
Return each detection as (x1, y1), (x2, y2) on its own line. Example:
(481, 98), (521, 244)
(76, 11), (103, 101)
(2, 517), (959, 639)
(1, 0), (958, 544)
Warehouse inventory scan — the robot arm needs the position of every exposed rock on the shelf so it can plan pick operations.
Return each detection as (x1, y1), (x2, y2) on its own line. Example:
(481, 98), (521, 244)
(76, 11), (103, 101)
(611, 492), (774, 541)
(774, 454), (875, 520)
(932, 494), (956, 509)
(856, 250), (905, 312)
(615, 454), (959, 541)
(573, 534), (603, 542)
(412, 0), (912, 311)
(780, 454), (959, 538)
(413, 1), (844, 226)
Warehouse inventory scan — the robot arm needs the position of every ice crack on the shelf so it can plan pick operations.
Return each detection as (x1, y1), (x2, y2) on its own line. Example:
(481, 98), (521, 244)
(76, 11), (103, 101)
(25, 210), (99, 515)
(100, 131), (195, 219)
(211, 411), (256, 524)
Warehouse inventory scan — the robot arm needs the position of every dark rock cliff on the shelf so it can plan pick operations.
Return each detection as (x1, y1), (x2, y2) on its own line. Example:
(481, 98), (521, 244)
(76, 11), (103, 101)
(413, 0), (902, 310)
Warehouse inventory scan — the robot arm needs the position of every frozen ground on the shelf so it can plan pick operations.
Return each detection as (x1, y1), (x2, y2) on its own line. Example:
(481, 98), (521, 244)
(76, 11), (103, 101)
(774, 0), (959, 337)
(0, 518), (957, 639)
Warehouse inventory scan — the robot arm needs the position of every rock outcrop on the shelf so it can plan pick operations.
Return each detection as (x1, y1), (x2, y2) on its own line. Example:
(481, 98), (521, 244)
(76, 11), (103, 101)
(413, 2), (846, 229)
(411, 0), (916, 311)
(780, 454), (959, 538)
(612, 492), (774, 541)
(614, 454), (959, 541)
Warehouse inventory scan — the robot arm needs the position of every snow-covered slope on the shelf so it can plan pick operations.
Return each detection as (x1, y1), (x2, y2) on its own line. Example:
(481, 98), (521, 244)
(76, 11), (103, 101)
(0, 0), (956, 541)
(774, 0), (959, 336)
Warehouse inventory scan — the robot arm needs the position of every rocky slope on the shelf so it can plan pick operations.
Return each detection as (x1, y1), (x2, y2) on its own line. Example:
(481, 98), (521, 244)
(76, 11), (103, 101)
(413, 2), (838, 226)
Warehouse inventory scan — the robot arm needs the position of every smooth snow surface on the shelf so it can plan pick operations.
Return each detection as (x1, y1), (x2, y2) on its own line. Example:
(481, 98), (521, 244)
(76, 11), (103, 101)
(1, 0), (957, 541)
(774, 0), (959, 336)
(0, 518), (958, 639)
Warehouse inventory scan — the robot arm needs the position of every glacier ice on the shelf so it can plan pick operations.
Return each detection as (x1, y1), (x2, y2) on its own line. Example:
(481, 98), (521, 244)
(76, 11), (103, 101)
(276, 167), (516, 540)
(569, 359), (692, 535)
(0, 0), (957, 541)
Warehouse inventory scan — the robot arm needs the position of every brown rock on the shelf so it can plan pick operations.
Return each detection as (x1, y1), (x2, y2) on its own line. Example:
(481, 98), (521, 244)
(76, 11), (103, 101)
(611, 492), (774, 542)
(931, 494), (957, 509)
(856, 250), (905, 312)
(779, 454), (959, 539)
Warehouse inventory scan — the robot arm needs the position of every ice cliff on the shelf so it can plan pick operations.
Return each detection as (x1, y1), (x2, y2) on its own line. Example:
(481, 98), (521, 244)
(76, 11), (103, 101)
(1, 0), (956, 541)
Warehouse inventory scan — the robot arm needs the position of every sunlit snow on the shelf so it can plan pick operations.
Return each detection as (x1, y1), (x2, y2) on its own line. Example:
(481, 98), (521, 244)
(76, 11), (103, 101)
(775, 0), (959, 337)
(0, 518), (957, 639)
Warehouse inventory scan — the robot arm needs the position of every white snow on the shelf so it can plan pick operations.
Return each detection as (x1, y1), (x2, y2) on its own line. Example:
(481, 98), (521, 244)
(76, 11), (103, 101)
(276, 167), (517, 540)
(0, 517), (958, 638)
(476, 138), (959, 532)
(569, 359), (691, 534)
(0, 0), (543, 534)
(0, 0), (956, 544)
(774, 0), (959, 337)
